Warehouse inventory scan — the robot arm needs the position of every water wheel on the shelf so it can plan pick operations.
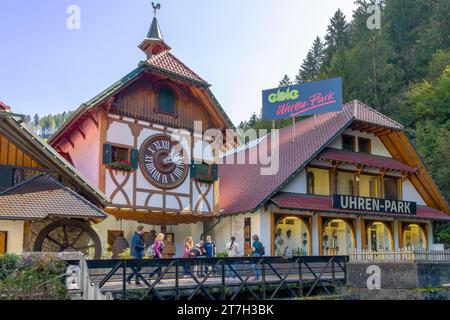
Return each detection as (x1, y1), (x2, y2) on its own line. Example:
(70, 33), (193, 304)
(33, 219), (102, 259)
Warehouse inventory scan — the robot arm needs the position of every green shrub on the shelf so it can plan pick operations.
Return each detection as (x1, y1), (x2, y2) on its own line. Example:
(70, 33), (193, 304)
(0, 253), (68, 300)
(0, 254), (20, 280)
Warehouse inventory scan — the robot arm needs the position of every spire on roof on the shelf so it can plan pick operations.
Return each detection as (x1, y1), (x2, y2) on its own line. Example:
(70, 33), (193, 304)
(139, 2), (171, 59)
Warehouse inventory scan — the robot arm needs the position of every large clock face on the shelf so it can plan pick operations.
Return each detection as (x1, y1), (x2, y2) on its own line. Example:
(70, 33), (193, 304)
(139, 135), (189, 189)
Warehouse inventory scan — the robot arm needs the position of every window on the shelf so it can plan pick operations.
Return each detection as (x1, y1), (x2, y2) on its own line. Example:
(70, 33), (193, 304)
(359, 174), (378, 197)
(157, 87), (176, 114)
(306, 167), (330, 195)
(342, 135), (355, 152)
(335, 171), (355, 195)
(383, 177), (399, 200)
(358, 137), (371, 154)
(103, 144), (139, 169)
(111, 146), (129, 163)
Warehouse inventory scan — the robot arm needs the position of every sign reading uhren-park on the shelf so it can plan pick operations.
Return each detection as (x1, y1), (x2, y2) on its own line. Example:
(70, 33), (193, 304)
(333, 194), (417, 215)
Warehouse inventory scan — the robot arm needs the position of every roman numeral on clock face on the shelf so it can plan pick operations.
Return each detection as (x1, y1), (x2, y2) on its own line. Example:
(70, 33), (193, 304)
(141, 136), (187, 188)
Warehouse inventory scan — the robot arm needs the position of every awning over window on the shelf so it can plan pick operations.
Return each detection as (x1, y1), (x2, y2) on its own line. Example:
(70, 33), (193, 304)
(317, 148), (416, 173)
(271, 192), (450, 221)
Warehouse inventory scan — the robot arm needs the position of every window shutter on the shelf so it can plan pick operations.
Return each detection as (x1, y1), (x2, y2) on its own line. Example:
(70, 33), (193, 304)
(103, 144), (112, 164)
(211, 163), (218, 181)
(0, 166), (14, 189)
(190, 161), (197, 178)
(130, 149), (139, 169)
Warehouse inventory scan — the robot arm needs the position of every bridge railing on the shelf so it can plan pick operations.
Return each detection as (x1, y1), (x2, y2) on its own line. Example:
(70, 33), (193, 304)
(83, 255), (348, 300)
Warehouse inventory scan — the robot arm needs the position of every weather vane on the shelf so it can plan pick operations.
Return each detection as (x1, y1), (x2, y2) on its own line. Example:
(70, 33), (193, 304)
(152, 2), (161, 17)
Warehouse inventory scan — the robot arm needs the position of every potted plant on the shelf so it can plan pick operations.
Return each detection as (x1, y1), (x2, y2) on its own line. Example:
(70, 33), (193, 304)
(108, 160), (134, 174)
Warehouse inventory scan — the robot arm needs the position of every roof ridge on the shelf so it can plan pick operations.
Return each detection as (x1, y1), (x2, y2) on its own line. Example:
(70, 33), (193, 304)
(351, 99), (404, 129)
(0, 173), (46, 196)
(147, 51), (208, 85)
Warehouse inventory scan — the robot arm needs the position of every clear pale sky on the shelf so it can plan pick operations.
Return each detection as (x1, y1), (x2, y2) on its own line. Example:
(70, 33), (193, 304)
(0, 0), (356, 125)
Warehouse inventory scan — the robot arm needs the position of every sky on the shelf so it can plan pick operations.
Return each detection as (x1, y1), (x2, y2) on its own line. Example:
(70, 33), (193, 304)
(0, 0), (356, 125)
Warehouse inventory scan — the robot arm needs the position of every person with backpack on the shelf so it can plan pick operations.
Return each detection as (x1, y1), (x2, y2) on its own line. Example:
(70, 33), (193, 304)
(251, 234), (265, 281)
(203, 235), (217, 276)
(148, 233), (165, 281)
(225, 236), (239, 277)
(126, 226), (145, 285)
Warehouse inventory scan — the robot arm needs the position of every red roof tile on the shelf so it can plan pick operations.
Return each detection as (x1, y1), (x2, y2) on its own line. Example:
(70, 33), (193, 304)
(219, 101), (406, 215)
(0, 174), (106, 220)
(318, 148), (416, 173)
(143, 51), (207, 85)
(0, 101), (11, 112)
(272, 192), (450, 221)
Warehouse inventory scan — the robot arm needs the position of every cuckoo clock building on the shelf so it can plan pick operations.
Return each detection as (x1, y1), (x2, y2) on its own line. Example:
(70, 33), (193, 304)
(49, 16), (233, 256)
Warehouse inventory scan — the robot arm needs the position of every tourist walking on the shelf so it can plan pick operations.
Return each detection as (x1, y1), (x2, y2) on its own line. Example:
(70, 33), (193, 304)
(251, 234), (265, 280)
(225, 236), (239, 277)
(148, 233), (165, 281)
(183, 236), (194, 277)
(126, 226), (145, 285)
(203, 235), (217, 276)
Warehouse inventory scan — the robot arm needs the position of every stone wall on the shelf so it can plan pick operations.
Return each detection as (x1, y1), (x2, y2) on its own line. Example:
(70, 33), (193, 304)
(347, 262), (450, 289)
(345, 262), (450, 300)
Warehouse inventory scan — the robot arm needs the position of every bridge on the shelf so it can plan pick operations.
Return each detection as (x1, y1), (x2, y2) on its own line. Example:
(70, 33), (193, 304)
(75, 256), (348, 300)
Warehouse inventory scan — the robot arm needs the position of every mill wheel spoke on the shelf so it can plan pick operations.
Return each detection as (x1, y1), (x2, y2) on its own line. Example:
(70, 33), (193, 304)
(71, 229), (85, 247)
(62, 226), (69, 245)
(46, 235), (62, 247)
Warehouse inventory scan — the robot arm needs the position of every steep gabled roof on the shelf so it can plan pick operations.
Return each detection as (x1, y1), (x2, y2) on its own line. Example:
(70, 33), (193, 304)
(0, 174), (106, 220)
(49, 57), (233, 145)
(140, 50), (207, 85)
(219, 100), (448, 215)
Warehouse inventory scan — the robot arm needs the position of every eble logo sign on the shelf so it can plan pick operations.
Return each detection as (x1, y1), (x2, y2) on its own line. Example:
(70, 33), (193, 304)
(262, 77), (343, 120)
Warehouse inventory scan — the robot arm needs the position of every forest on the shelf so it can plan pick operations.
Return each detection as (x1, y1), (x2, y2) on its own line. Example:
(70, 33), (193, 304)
(238, 0), (449, 244)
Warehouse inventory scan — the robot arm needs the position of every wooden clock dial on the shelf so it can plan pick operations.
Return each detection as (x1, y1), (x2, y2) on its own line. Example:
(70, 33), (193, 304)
(139, 135), (188, 189)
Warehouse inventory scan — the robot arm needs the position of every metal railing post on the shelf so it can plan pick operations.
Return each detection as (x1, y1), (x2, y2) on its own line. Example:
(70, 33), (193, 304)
(122, 260), (127, 300)
(221, 258), (226, 300)
(175, 259), (180, 300)
(261, 257), (266, 300)
(298, 259), (303, 297)
(331, 259), (336, 288)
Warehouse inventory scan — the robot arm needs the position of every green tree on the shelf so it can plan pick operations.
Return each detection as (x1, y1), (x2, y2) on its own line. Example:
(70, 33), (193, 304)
(324, 9), (350, 64)
(278, 75), (292, 87)
(296, 36), (325, 83)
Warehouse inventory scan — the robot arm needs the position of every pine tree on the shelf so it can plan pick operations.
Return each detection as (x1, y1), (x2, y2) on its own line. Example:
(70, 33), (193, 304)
(296, 36), (325, 83)
(324, 9), (350, 64)
(278, 75), (292, 87)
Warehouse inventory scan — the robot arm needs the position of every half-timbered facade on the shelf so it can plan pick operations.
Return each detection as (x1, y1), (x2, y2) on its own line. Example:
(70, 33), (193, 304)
(49, 17), (234, 256)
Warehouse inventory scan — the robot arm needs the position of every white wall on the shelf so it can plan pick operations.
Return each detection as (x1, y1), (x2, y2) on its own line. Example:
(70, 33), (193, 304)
(282, 169), (307, 193)
(0, 220), (25, 254)
(105, 117), (214, 213)
(402, 178), (427, 205)
(210, 210), (267, 256)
